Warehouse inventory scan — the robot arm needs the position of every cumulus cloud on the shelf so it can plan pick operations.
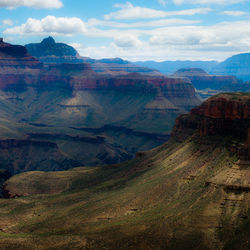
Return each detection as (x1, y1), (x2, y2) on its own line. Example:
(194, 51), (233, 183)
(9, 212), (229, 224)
(0, 0), (62, 9)
(75, 19), (250, 61)
(173, 0), (248, 5)
(104, 2), (211, 20)
(77, 42), (236, 62)
(4, 16), (87, 36)
(2, 19), (13, 26)
(87, 18), (199, 28)
(148, 20), (250, 52)
(114, 35), (142, 48)
(222, 10), (247, 16)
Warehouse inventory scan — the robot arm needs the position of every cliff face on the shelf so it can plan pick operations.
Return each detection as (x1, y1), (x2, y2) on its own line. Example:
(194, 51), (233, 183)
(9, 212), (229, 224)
(172, 93), (250, 161)
(0, 39), (197, 99)
(0, 38), (42, 69)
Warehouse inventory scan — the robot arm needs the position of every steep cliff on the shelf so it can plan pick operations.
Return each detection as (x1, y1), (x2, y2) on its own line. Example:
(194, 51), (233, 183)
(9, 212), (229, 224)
(0, 38), (42, 69)
(173, 93), (250, 162)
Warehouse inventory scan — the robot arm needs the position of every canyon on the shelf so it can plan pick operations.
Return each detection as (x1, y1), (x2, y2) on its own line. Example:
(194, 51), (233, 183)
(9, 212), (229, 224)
(0, 93), (249, 249)
(0, 38), (200, 176)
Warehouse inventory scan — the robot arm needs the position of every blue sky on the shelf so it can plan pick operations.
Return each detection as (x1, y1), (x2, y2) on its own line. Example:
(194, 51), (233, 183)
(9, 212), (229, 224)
(0, 0), (250, 61)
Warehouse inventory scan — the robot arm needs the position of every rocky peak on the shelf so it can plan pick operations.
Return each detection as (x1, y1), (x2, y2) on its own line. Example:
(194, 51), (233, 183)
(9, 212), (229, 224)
(25, 37), (79, 58)
(41, 36), (56, 46)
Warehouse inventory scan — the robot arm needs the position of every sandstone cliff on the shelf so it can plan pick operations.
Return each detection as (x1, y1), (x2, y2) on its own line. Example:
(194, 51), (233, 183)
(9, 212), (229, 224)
(172, 93), (250, 162)
(0, 38), (42, 69)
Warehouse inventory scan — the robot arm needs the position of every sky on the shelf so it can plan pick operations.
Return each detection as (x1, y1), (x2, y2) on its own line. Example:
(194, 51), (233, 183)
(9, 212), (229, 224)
(0, 0), (250, 62)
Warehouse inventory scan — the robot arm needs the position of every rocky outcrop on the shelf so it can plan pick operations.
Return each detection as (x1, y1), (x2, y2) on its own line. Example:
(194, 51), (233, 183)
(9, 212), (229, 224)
(25, 36), (83, 64)
(0, 38), (42, 69)
(191, 94), (250, 138)
(172, 93), (250, 161)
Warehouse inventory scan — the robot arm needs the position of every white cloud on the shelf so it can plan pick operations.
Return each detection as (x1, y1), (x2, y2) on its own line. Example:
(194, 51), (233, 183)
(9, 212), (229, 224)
(104, 2), (211, 20)
(148, 21), (250, 52)
(0, 0), (63, 9)
(173, 0), (248, 5)
(222, 10), (247, 16)
(114, 35), (142, 47)
(4, 9), (250, 62)
(77, 42), (236, 62)
(2, 19), (13, 26)
(71, 19), (250, 61)
(158, 0), (167, 6)
(4, 16), (87, 36)
(87, 18), (199, 28)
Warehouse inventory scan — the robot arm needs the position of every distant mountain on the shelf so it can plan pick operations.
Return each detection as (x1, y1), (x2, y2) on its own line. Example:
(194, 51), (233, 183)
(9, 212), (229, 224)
(211, 53), (250, 81)
(134, 60), (218, 75)
(25, 37), (161, 76)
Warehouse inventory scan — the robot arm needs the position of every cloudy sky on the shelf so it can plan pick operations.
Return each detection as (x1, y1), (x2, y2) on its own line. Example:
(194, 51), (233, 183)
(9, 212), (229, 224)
(0, 0), (250, 61)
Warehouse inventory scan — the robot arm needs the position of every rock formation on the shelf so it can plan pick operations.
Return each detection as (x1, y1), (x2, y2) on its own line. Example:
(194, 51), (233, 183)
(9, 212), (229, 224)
(25, 36), (82, 64)
(25, 37), (161, 76)
(172, 93), (250, 162)
(0, 38), (42, 69)
(0, 94), (249, 249)
(0, 39), (201, 173)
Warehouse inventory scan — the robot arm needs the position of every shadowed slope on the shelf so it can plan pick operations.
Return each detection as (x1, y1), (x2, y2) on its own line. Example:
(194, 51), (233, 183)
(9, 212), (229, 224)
(0, 93), (249, 249)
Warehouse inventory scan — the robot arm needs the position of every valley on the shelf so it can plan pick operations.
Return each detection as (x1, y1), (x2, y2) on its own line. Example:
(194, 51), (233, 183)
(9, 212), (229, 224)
(0, 1), (250, 248)
(0, 38), (200, 175)
(0, 93), (249, 249)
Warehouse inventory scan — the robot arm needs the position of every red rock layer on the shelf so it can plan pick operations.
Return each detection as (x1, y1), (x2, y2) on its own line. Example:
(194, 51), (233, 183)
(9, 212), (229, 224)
(172, 93), (250, 160)
(0, 39), (42, 69)
(191, 96), (250, 120)
(0, 40), (198, 102)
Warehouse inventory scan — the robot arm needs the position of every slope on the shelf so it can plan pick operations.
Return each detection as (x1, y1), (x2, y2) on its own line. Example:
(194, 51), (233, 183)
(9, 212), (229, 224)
(0, 93), (249, 249)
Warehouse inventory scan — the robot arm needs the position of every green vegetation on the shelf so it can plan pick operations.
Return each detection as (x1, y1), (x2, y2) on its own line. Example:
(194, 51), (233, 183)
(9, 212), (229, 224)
(0, 135), (248, 249)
